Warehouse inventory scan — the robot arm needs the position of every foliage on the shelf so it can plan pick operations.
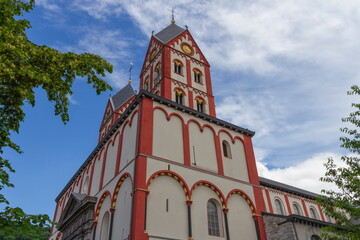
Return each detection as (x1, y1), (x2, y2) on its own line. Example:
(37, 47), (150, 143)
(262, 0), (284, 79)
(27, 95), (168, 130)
(318, 85), (360, 240)
(0, 207), (51, 240)
(0, 0), (112, 237)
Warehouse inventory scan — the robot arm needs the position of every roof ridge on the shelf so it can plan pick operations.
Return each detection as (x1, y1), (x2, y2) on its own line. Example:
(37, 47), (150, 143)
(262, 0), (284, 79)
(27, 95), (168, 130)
(154, 23), (186, 43)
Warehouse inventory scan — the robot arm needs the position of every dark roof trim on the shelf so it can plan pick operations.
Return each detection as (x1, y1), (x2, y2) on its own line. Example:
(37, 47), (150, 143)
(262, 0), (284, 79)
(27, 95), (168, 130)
(262, 212), (332, 228)
(259, 177), (319, 200)
(55, 90), (255, 202)
(144, 91), (255, 136)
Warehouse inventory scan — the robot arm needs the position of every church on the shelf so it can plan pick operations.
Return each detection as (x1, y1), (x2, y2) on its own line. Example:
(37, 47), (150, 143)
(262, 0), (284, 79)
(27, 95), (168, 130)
(48, 21), (333, 240)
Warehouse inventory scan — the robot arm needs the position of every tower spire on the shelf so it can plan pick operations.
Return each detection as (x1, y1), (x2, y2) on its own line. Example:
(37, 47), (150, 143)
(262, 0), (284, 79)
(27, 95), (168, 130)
(171, 7), (176, 24)
(128, 61), (133, 84)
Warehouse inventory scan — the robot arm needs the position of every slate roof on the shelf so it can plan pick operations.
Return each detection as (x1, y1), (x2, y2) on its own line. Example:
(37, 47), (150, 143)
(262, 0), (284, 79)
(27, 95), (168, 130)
(111, 84), (136, 110)
(259, 177), (319, 200)
(154, 23), (186, 43)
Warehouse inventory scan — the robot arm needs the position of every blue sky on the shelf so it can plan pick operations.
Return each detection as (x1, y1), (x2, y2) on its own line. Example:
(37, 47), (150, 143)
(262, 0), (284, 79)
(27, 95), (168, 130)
(2, 0), (359, 218)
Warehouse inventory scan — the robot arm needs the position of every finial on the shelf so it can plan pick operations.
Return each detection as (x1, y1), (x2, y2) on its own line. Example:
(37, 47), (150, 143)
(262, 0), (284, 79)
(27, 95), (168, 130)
(152, 30), (154, 35)
(185, 25), (188, 29)
(128, 61), (133, 84)
(171, 7), (176, 24)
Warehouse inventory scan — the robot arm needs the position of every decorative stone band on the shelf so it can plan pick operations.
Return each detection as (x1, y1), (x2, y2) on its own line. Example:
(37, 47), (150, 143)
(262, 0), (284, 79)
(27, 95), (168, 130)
(147, 171), (191, 201)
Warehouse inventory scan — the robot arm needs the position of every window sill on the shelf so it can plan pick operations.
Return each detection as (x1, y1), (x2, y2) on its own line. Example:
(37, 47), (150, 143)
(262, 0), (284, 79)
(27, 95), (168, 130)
(174, 72), (184, 77)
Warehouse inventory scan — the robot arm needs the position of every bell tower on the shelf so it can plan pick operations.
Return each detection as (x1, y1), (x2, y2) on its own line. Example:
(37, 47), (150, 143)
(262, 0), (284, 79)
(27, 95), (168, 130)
(139, 22), (216, 117)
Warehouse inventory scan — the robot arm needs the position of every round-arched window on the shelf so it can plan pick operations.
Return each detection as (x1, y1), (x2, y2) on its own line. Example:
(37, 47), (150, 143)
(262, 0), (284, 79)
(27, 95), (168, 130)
(222, 140), (232, 158)
(83, 176), (89, 194)
(100, 211), (110, 240)
(310, 207), (319, 220)
(274, 199), (284, 215)
(207, 200), (221, 236)
(292, 203), (302, 215)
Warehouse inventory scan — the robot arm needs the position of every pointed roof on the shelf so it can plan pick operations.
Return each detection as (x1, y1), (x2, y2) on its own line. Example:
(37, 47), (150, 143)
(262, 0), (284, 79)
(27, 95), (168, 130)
(154, 23), (186, 43)
(111, 84), (136, 110)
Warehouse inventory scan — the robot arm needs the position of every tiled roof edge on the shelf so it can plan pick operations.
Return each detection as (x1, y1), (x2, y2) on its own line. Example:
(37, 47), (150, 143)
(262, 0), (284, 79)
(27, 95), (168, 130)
(259, 177), (319, 200)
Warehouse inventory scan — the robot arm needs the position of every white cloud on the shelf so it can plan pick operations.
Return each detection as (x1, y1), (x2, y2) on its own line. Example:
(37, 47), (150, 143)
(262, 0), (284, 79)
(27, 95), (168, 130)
(71, 0), (123, 20)
(57, 27), (135, 90)
(40, 0), (360, 75)
(106, 68), (130, 89)
(74, 29), (129, 61)
(67, 94), (78, 105)
(38, 0), (360, 167)
(257, 152), (343, 194)
(36, 0), (61, 12)
(65, 0), (360, 75)
(217, 92), (287, 138)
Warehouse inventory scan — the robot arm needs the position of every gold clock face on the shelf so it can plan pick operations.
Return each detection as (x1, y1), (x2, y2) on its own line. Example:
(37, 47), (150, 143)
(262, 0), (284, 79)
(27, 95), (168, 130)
(182, 43), (193, 55)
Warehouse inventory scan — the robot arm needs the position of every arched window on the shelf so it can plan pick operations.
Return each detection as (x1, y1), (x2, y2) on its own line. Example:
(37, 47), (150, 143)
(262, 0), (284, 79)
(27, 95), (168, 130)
(82, 176), (89, 194)
(150, 49), (156, 61)
(195, 97), (205, 113)
(173, 60), (183, 75)
(100, 211), (110, 240)
(325, 214), (332, 223)
(311, 235), (322, 240)
(310, 207), (318, 219)
(175, 89), (184, 105)
(154, 63), (161, 84)
(193, 69), (203, 84)
(222, 140), (232, 158)
(292, 203), (302, 215)
(274, 199), (284, 215)
(207, 200), (221, 236)
(143, 77), (149, 91)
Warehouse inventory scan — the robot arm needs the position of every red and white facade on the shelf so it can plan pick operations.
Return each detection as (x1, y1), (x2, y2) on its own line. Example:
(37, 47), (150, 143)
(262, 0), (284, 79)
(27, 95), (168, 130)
(49, 23), (332, 240)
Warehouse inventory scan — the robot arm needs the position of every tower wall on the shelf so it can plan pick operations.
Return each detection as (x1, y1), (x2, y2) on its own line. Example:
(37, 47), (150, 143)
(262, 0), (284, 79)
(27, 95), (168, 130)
(143, 101), (263, 240)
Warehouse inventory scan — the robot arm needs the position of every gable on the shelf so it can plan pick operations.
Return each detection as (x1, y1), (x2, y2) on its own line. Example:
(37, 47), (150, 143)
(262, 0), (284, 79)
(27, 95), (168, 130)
(140, 36), (164, 77)
(59, 192), (87, 223)
(100, 100), (114, 128)
(166, 29), (210, 66)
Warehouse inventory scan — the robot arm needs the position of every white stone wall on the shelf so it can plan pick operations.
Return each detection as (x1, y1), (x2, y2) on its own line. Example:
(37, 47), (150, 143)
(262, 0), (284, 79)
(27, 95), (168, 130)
(102, 134), (120, 186)
(146, 157), (258, 240)
(189, 121), (218, 172)
(146, 176), (188, 240)
(227, 194), (258, 239)
(112, 177), (133, 239)
(220, 132), (249, 182)
(152, 102), (248, 181)
(119, 112), (138, 171)
(95, 195), (111, 240)
(153, 108), (184, 163)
